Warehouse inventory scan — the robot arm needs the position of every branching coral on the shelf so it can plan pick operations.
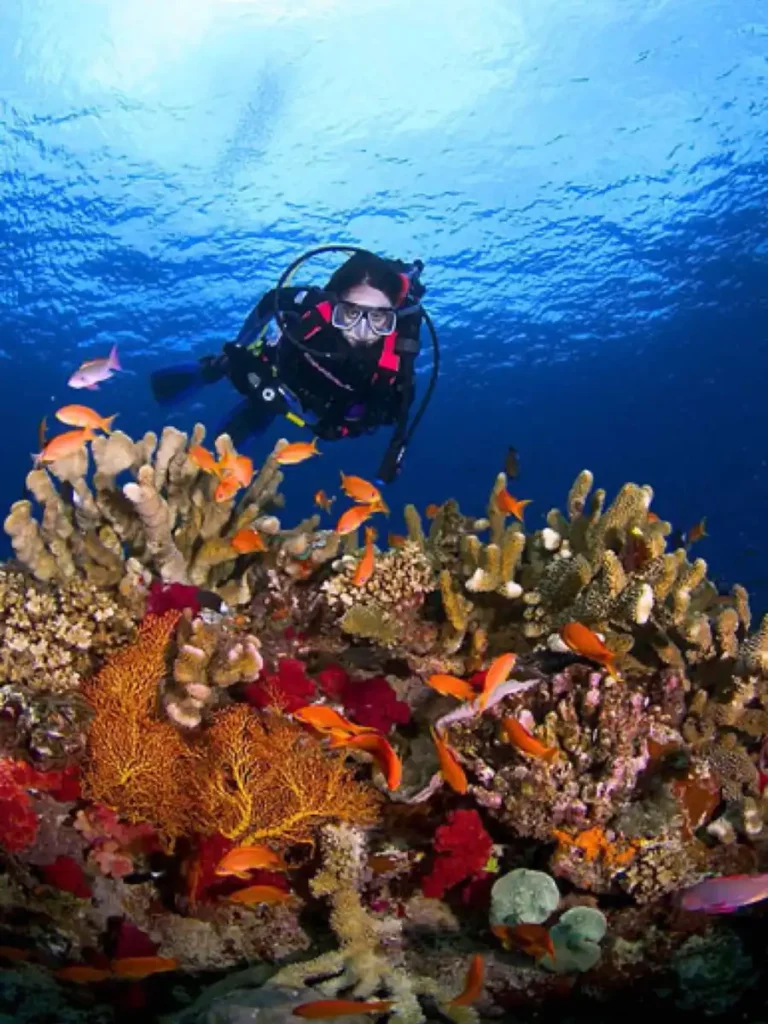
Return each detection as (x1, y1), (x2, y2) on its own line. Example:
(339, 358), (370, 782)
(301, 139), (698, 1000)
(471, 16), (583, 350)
(4, 426), (288, 606)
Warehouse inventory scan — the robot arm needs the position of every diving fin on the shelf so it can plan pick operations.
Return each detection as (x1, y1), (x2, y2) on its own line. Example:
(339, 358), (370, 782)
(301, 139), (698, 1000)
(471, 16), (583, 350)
(150, 362), (210, 406)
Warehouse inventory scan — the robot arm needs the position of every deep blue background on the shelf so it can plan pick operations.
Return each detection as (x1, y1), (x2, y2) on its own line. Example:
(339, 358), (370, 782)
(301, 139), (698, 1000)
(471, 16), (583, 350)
(1, 0), (766, 608)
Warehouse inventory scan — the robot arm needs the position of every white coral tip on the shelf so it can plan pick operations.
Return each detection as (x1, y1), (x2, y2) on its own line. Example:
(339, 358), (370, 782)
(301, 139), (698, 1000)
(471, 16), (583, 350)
(541, 528), (561, 551)
(634, 583), (654, 625)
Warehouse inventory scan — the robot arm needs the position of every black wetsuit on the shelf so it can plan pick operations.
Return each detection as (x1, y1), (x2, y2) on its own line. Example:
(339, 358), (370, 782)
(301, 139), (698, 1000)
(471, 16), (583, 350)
(207, 286), (422, 480)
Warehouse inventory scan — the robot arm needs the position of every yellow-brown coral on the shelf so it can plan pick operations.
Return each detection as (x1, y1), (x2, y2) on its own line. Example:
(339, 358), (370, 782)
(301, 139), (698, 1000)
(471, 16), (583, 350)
(188, 705), (381, 846)
(81, 611), (196, 845)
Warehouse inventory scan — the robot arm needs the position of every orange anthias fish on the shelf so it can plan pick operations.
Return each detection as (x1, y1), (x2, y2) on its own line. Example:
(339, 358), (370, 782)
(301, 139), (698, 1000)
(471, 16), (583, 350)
(189, 445), (222, 475)
(477, 652), (517, 709)
(496, 489), (532, 522)
(330, 732), (402, 790)
(388, 533), (407, 548)
(36, 427), (95, 464)
(111, 956), (179, 979)
(352, 526), (377, 587)
(55, 965), (112, 983)
(449, 953), (484, 1007)
(646, 511), (660, 523)
(426, 673), (476, 702)
(293, 704), (378, 738)
(226, 884), (293, 906)
(0, 946), (32, 962)
(230, 528), (268, 554)
(335, 503), (379, 536)
(493, 923), (555, 960)
(560, 622), (619, 676)
(220, 451), (254, 488)
(314, 490), (335, 513)
(292, 999), (394, 1019)
(275, 439), (321, 465)
(339, 472), (388, 512)
(215, 844), (289, 878)
(687, 516), (708, 545)
(501, 716), (559, 762)
(431, 727), (468, 794)
(55, 404), (117, 434)
(425, 503), (441, 519)
(215, 473), (243, 503)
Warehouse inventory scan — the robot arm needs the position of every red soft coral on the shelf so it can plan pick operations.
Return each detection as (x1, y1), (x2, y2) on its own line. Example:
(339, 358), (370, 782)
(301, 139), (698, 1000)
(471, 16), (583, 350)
(41, 855), (92, 898)
(315, 664), (350, 701)
(420, 809), (493, 900)
(0, 759), (39, 853)
(339, 675), (410, 733)
(243, 657), (316, 713)
(146, 580), (201, 616)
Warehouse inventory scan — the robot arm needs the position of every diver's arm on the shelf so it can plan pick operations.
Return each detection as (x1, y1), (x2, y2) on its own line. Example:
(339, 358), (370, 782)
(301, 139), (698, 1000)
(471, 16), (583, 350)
(234, 287), (317, 347)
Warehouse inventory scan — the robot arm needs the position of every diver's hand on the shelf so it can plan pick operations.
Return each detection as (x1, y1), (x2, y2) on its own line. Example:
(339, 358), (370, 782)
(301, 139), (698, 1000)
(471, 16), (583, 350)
(376, 443), (406, 485)
(199, 352), (229, 383)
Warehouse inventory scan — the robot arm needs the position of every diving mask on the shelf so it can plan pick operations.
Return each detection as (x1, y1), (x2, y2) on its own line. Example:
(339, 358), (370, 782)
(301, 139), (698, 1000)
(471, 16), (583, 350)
(331, 300), (397, 337)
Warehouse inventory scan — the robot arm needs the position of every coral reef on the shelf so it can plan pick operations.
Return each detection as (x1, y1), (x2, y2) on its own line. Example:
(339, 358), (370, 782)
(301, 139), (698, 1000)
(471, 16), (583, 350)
(2, 427), (768, 1021)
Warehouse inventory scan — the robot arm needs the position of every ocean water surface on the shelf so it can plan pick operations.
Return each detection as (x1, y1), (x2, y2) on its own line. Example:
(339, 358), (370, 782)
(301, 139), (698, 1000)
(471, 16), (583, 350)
(1, 0), (766, 607)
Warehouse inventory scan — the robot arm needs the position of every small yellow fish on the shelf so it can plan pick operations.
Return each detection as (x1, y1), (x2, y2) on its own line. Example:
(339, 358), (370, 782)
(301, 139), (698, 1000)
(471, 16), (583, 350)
(275, 439), (321, 465)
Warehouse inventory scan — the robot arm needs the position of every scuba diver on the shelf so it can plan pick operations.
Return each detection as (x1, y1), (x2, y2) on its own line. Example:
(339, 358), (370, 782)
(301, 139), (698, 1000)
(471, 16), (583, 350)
(150, 246), (438, 485)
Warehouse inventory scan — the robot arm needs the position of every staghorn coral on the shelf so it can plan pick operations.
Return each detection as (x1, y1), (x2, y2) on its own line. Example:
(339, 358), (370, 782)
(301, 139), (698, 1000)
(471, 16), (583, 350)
(4, 425), (288, 605)
(188, 705), (380, 846)
(0, 566), (138, 695)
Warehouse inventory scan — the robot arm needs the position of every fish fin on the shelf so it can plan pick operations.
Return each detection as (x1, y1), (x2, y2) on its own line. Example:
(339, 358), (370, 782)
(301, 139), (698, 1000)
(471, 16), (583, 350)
(103, 414), (118, 433)
(108, 345), (122, 371)
(85, 384), (100, 391)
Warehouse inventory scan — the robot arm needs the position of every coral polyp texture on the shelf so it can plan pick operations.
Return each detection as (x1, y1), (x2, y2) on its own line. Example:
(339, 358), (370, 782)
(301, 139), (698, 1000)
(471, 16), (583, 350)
(1, 431), (768, 1021)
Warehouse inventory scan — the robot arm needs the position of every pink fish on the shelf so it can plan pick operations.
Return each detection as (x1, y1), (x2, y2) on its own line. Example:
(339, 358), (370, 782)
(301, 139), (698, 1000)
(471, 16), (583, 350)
(679, 872), (768, 914)
(68, 345), (123, 390)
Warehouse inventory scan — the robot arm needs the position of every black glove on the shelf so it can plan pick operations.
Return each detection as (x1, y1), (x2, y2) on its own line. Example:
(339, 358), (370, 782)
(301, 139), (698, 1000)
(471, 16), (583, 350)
(198, 352), (229, 384)
(376, 442), (406, 485)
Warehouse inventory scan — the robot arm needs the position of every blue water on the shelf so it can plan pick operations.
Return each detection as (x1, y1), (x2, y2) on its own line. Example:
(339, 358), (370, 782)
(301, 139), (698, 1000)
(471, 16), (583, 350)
(1, 0), (767, 607)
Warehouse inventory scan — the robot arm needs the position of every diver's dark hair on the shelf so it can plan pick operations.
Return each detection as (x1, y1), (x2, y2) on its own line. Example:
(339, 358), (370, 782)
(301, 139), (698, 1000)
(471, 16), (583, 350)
(325, 251), (403, 306)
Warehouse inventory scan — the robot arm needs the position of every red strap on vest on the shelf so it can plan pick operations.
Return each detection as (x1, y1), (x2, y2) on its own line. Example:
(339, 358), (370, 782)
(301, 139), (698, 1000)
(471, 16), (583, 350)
(378, 332), (400, 372)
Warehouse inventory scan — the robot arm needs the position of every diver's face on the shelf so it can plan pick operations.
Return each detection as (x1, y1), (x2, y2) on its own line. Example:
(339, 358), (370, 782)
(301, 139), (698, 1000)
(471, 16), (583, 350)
(338, 284), (394, 346)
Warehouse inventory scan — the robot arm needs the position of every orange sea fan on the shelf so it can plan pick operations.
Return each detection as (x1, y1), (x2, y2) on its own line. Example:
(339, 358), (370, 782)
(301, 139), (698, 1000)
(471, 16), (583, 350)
(81, 611), (195, 845)
(188, 705), (381, 847)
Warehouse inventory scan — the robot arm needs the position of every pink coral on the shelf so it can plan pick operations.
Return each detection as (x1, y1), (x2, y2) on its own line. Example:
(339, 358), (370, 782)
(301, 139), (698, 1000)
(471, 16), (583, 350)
(420, 809), (493, 900)
(74, 804), (159, 877)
